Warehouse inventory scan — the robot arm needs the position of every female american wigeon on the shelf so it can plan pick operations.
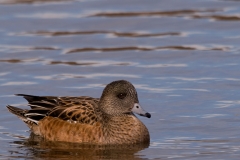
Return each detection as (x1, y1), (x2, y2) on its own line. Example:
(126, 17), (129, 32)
(7, 80), (151, 145)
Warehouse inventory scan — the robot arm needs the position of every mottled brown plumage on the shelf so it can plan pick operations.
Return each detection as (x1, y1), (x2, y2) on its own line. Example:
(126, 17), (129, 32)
(7, 80), (151, 145)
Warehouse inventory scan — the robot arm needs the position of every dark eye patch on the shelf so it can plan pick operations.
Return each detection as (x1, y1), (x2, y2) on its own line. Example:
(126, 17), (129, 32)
(117, 93), (127, 99)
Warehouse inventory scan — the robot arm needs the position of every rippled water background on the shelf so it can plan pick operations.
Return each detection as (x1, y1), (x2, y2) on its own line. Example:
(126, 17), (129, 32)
(0, 0), (240, 159)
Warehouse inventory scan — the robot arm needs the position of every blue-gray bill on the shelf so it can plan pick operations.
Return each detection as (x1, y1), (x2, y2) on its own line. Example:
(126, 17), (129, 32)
(132, 103), (151, 118)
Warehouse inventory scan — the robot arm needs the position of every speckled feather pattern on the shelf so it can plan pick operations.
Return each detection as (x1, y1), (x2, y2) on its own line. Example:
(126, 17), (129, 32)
(7, 80), (150, 145)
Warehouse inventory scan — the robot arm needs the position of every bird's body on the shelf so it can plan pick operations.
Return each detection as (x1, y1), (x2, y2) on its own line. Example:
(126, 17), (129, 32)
(7, 80), (151, 145)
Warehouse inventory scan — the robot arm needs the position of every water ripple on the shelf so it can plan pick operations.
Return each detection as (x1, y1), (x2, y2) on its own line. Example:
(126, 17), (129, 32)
(49, 61), (98, 66)
(0, 58), (41, 64)
(35, 73), (140, 80)
(90, 9), (220, 17)
(216, 100), (240, 108)
(17, 9), (228, 20)
(151, 137), (234, 148)
(193, 14), (240, 21)
(0, 72), (10, 76)
(46, 60), (137, 66)
(156, 77), (240, 82)
(0, 45), (60, 53)
(14, 30), (181, 38)
(0, 0), (73, 5)
(135, 84), (209, 93)
(137, 64), (187, 68)
(148, 137), (240, 159)
(1, 81), (37, 86)
(65, 46), (155, 53)
(88, 9), (240, 22)
(17, 13), (86, 19)
(65, 45), (229, 53)
(2, 58), (186, 68)
(201, 114), (227, 118)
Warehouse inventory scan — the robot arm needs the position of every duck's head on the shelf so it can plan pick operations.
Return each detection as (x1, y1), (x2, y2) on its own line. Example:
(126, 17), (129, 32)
(100, 80), (151, 118)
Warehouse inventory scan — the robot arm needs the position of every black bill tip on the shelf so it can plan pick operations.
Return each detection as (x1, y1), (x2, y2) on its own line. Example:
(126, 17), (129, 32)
(140, 112), (151, 118)
(145, 112), (151, 118)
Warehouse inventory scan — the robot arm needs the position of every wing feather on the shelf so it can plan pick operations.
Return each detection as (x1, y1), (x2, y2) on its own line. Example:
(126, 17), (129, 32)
(14, 94), (100, 125)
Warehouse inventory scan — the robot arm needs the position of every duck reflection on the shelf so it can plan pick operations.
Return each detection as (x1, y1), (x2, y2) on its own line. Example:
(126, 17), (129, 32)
(12, 133), (149, 160)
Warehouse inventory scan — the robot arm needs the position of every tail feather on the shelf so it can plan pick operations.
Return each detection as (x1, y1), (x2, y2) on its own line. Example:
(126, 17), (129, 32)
(15, 94), (57, 109)
(7, 105), (42, 135)
(7, 94), (57, 125)
(15, 94), (43, 103)
(6, 105), (42, 124)
(6, 105), (28, 122)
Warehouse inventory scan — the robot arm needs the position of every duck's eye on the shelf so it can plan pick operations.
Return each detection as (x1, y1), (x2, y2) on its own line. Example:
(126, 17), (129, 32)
(117, 93), (127, 99)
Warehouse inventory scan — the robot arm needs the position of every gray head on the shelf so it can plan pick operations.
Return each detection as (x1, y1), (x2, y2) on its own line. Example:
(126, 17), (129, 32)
(99, 80), (151, 118)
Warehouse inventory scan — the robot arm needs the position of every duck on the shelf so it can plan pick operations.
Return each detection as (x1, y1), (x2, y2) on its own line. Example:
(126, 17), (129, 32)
(7, 80), (151, 145)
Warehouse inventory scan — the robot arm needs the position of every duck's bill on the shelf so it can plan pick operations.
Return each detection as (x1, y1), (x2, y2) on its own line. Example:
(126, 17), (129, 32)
(132, 103), (151, 118)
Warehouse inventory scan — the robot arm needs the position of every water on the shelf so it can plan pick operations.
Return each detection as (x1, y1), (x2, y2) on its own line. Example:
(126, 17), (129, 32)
(0, 0), (240, 159)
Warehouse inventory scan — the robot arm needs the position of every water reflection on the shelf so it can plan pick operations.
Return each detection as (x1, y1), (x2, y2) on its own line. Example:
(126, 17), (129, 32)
(10, 133), (149, 160)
